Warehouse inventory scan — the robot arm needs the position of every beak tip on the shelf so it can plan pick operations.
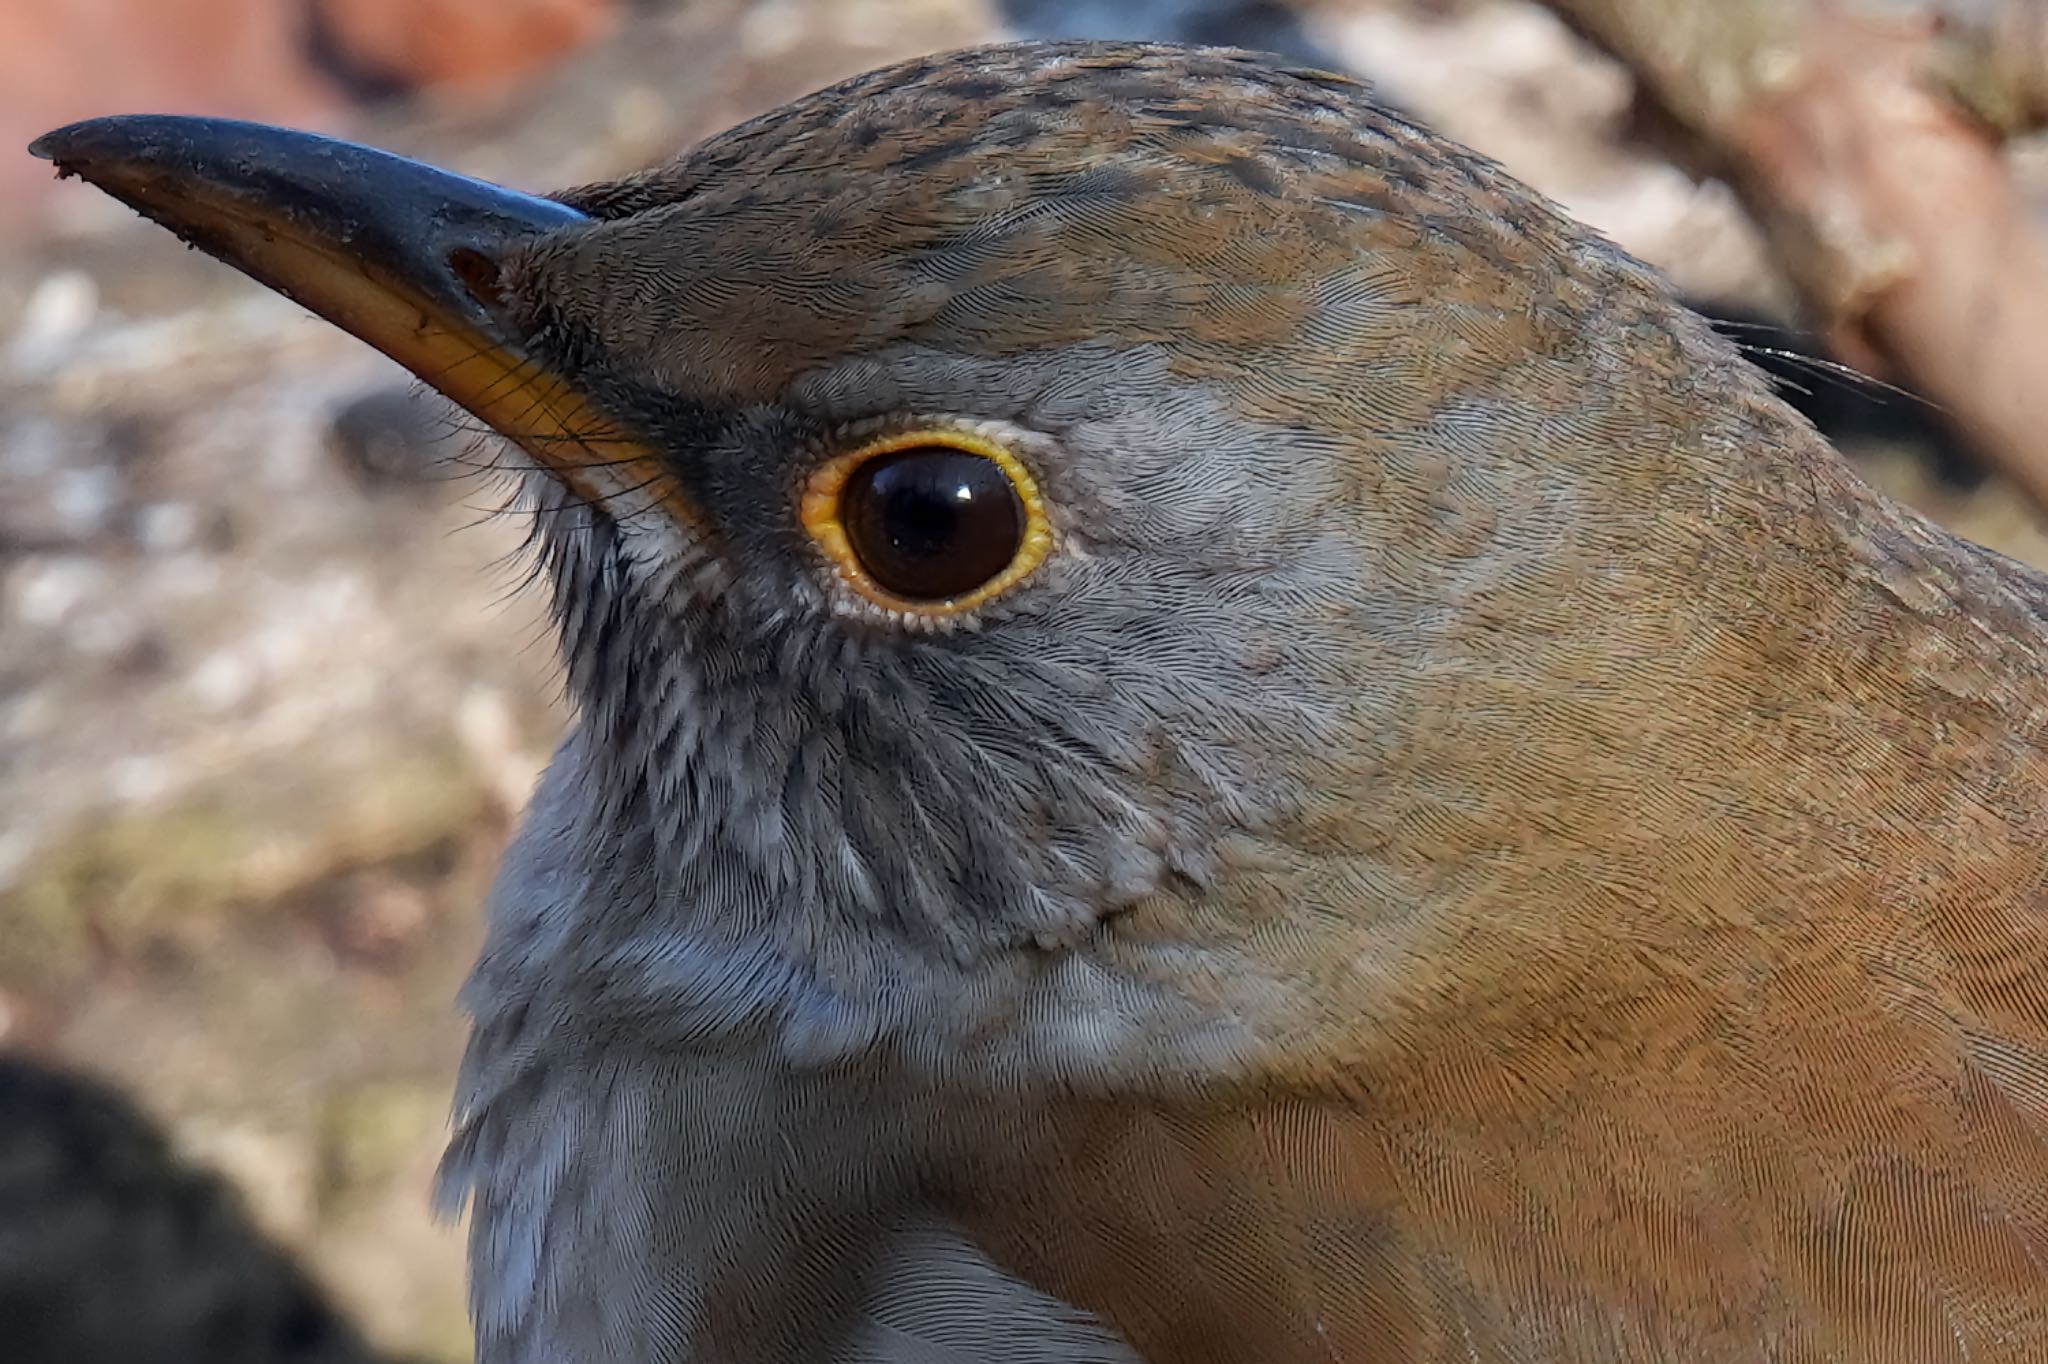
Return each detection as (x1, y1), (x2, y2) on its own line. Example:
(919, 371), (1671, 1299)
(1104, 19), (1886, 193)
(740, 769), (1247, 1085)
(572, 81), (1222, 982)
(28, 120), (98, 167)
(28, 117), (165, 183)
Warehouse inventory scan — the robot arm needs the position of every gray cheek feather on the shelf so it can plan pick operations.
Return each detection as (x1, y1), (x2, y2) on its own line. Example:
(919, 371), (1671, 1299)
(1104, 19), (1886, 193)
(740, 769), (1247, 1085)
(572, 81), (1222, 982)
(439, 344), (1391, 1361)
(467, 343), (1385, 1070)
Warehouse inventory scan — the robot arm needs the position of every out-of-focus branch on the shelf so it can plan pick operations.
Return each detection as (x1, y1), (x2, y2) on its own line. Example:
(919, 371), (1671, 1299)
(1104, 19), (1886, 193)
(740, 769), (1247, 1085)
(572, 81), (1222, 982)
(1536, 0), (2048, 515)
(1932, 0), (2048, 136)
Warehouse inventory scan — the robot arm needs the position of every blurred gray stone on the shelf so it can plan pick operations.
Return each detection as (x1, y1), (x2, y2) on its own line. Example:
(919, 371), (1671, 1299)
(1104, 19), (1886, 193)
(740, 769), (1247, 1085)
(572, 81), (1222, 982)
(998, 0), (1339, 66)
(325, 388), (463, 493)
(0, 1054), (414, 1364)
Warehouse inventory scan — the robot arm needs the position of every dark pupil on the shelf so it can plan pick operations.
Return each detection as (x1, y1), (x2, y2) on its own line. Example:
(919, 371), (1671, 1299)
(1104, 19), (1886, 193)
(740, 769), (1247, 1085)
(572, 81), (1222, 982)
(841, 447), (1025, 602)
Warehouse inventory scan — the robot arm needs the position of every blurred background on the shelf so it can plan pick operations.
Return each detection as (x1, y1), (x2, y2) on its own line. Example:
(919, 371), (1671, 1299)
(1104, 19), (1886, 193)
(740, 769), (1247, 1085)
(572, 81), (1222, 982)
(2, 1), (2046, 1360)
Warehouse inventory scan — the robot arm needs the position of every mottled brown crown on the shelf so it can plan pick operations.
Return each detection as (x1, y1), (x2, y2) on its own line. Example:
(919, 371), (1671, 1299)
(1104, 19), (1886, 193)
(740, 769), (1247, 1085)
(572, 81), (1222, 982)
(506, 41), (1784, 474)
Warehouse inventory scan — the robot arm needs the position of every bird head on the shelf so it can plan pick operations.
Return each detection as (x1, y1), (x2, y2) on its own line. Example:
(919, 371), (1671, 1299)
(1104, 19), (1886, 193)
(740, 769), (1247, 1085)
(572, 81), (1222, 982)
(31, 42), (1858, 1080)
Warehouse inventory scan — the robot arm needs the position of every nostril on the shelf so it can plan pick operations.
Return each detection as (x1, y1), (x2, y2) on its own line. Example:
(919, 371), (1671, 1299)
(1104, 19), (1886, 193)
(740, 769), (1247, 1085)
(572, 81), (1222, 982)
(448, 246), (506, 310)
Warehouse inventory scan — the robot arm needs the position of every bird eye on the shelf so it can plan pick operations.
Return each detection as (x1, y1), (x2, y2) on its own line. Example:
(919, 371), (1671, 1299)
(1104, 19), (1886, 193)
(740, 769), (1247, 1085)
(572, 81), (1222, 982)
(800, 425), (1053, 617)
(842, 447), (1021, 600)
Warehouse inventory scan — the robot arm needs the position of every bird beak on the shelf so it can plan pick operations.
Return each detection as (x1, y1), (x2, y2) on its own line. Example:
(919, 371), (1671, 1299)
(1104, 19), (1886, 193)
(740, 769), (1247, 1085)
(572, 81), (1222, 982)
(28, 116), (661, 505)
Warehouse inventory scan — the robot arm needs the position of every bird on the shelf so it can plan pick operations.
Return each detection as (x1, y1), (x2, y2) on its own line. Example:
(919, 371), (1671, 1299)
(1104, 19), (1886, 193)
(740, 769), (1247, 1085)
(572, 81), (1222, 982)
(30, 37), (2048, 1364)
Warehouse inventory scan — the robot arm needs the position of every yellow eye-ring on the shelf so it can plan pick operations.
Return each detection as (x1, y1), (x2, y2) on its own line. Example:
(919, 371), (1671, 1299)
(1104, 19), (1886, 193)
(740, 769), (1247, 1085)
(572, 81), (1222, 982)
(800, 425), (1053, 618)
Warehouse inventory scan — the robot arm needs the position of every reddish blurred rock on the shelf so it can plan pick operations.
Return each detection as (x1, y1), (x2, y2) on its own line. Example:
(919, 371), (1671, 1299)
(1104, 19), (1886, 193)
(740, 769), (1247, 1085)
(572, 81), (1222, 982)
(3, 0), (618, 231)
(314, 0), (619, 96)
(3, 0), (343, 224)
